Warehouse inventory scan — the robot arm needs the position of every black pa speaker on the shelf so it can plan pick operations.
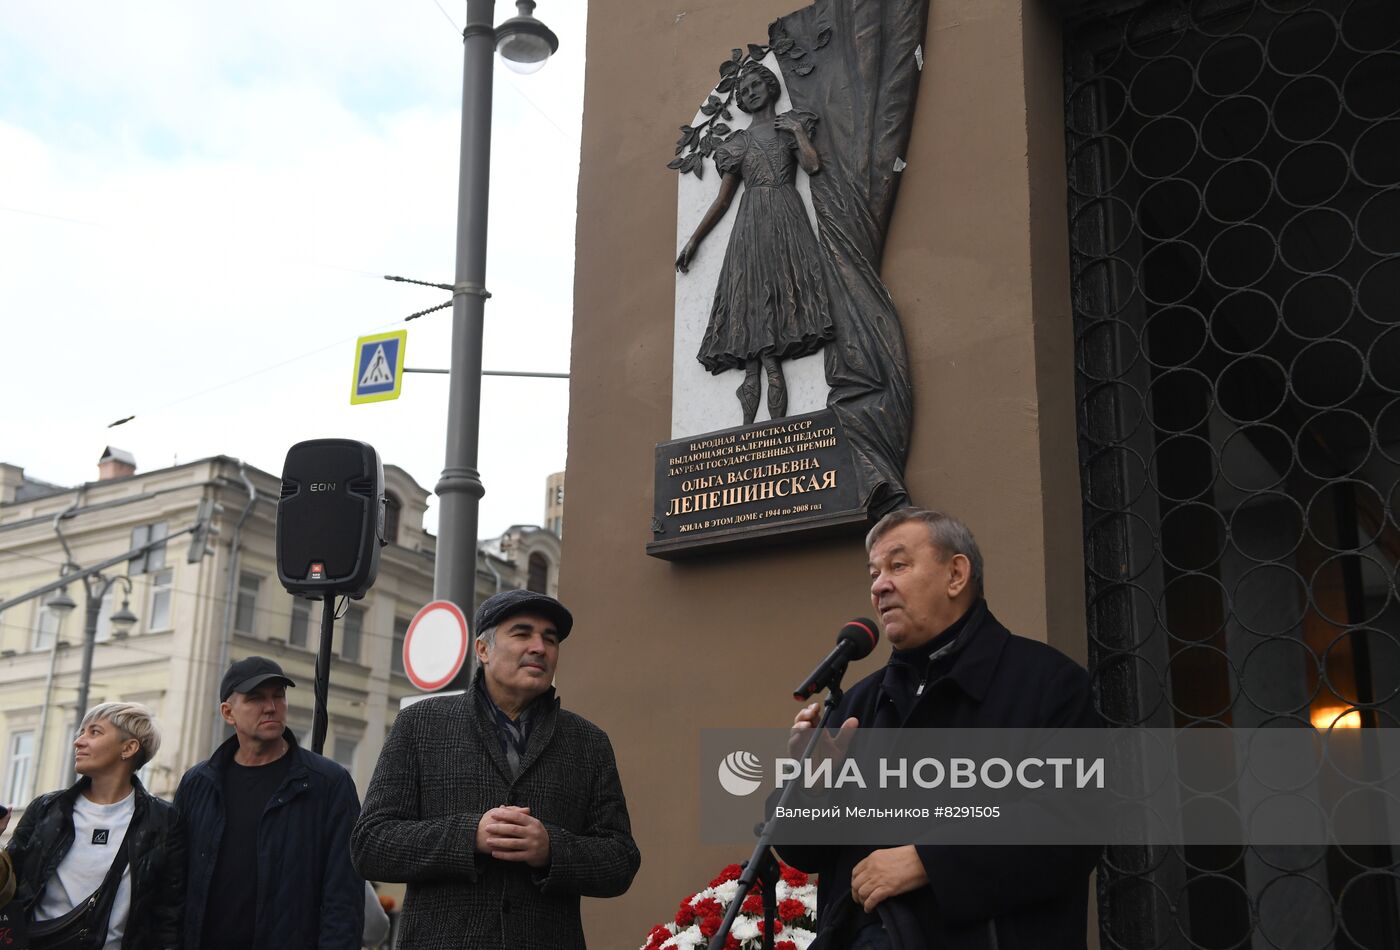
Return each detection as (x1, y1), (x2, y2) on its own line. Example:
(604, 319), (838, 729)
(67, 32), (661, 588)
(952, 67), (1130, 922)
(276, 439), (385, 599)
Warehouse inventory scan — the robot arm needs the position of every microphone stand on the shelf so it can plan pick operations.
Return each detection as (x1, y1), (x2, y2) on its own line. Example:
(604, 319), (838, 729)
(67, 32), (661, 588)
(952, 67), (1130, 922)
(707, 666), (849, 950)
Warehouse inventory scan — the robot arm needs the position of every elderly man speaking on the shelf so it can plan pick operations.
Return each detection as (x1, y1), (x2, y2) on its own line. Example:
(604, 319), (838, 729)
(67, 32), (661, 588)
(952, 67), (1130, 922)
(351, 589), (640, 949)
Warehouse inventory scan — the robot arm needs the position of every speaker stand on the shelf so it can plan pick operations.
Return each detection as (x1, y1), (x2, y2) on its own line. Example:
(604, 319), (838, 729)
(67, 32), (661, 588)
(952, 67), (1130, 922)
(311, 590), (336, 755)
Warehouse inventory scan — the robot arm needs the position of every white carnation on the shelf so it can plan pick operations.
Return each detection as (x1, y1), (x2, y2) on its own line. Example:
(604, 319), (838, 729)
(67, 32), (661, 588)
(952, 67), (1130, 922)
(661, 924), (704, 949)
(730, 916), (760, 941)
(711, 880), (740, 903)
(784, 925), (818, 949)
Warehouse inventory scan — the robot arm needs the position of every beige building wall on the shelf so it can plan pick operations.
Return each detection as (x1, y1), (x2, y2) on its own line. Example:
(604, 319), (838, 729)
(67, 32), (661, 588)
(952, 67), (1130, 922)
(560, 0), (1084, 945)
(0, 455), (562, 824)
(0, 457), (434, 806)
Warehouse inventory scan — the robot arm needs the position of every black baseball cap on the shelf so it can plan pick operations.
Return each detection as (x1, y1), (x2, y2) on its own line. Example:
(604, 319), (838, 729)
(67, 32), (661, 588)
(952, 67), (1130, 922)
(220, 656), (296, 702)
(473, 589), (573, 641)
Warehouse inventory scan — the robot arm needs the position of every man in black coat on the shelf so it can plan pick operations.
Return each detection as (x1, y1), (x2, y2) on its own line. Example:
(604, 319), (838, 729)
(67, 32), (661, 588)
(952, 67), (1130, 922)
(777, 508), (1099, 950)
(175, 656), (364, 949)
(350, 589), (640, 950)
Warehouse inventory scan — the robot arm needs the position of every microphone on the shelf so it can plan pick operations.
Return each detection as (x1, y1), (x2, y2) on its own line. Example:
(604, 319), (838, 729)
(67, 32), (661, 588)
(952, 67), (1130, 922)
(792, 619), (880, 701)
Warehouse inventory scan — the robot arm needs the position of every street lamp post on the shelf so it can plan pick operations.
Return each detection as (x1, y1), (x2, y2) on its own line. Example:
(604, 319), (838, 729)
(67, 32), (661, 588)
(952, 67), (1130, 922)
(434, 0), (558, 615)
(47, 573), (138, 782)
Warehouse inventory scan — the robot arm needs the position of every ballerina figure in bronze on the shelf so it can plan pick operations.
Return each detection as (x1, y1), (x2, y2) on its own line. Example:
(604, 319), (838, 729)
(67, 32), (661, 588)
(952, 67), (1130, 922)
(676, 64), (832, 425)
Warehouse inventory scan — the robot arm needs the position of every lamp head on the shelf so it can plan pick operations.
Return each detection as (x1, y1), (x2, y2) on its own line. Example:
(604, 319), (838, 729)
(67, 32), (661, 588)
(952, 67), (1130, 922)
(110, 597), (138, 635)
(496, 0), (558, 74)
(46, 589), (77, 617)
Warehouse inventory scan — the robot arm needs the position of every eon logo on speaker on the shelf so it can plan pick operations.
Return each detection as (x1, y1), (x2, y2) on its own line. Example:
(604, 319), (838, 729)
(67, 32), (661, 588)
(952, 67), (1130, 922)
(309, 482), (337, 492)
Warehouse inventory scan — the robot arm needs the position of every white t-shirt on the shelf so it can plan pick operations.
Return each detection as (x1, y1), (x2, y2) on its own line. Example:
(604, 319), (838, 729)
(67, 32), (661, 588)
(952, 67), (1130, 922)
(35, 790), (135, 950)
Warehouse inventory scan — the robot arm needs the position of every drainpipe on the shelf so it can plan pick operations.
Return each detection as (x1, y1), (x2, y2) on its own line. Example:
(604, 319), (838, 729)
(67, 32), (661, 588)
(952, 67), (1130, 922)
(210, 463), (257, 749)
(30, 488), (86, 797)
(483, 547), (504, 595)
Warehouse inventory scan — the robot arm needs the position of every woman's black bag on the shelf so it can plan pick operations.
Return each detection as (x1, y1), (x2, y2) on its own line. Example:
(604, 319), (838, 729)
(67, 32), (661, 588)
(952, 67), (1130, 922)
(29, 832), (131, 950)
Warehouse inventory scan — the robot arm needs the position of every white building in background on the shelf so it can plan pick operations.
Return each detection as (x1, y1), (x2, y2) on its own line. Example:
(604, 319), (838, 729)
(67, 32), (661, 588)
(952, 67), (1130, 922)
(0, 450), (560, 812)
(545, 470), (565, 538)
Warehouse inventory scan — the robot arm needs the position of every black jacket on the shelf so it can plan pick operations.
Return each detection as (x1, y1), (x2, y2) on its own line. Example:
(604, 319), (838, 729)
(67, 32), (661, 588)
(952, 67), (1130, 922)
(351, 675), (641, 950)
(174, 731), (363, 950)
(4, 776), (183, 950)
(775, 600), (1100, 950)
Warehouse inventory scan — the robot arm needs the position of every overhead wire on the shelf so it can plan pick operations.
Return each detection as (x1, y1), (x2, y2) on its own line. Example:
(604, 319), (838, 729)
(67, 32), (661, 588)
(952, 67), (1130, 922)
(0, 546), (424, 654)
(14, 2), (575, 435)
(103, 302), (451, 428)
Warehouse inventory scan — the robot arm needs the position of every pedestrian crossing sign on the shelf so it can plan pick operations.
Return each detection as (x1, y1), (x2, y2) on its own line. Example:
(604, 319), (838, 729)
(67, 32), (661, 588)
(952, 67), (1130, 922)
(351, 330), (407, 405)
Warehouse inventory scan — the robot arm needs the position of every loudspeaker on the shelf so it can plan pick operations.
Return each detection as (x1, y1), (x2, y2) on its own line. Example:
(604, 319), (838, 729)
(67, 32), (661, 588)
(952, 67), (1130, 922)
(276, 439), (385, 599)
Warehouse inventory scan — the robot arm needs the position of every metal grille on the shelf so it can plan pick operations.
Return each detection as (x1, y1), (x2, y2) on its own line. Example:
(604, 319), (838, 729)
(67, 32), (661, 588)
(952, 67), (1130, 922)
(1063, 0), (1400, 945)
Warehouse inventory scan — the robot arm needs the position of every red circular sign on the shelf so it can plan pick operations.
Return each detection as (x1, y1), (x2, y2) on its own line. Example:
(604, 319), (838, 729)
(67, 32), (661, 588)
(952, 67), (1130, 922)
(402, 600), (470, 691)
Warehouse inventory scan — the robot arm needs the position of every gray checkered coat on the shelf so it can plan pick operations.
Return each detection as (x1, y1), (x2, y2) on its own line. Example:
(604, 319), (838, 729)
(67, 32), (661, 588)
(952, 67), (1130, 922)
(350, 680), (640, 949)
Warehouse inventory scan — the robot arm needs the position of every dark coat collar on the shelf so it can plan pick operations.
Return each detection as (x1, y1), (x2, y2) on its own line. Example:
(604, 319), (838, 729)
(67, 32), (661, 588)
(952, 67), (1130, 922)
(940, 599), (1009, 703)
(880, 599), (1009, 705)
(201, 728), (308, 781)
(53, 773), (151, 814)
(467, 670), (559, 784)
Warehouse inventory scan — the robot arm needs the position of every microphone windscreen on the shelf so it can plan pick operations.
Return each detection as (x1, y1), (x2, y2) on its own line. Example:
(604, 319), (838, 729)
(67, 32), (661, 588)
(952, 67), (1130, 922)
(838, 618), (880, 659)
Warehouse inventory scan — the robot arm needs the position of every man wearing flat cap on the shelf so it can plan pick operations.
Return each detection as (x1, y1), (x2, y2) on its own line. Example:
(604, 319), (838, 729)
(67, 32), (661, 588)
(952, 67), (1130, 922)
(176, 656), (364, 948)
(352, 589), (640, 949)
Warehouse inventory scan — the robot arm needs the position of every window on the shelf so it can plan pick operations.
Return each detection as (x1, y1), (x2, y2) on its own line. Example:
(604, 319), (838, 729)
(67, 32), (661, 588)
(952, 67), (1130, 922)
(289, 598), (311, 649)
(383, 494), (401, 545)
(527, 553), (550, 593)
(6, 731), (33, 804)
(234, 573), (260, 634)
(129, 522), (168, 575)
(391, 617), (409, 675)
(340, 606), (364, 663)
(332, 736), (358, 770)
(147, 569), (173, 631)
(94, 584), (117, 642)
(33, 606), (61, 651)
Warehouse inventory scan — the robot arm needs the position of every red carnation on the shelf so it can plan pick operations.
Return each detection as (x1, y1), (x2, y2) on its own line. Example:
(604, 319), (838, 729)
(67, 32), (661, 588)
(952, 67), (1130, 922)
(676, 898), (696, 928)
(709, 863), (744, 887)
(779, 865), (809, 887)
(725, 935), (741, 950)
(757, 918), (784, 935)
(776, 942), (799, 950)
(693, 897), (723, 919)
(778, 898), (807, 921)
(741, 893), (764, 914)
(644, 924), (673, 950)
(699, 913), (723, 938)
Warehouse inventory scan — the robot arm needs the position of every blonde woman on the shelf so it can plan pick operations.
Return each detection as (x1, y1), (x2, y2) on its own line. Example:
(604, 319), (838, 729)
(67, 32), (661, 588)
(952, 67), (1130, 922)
(0, 702), (183, 949)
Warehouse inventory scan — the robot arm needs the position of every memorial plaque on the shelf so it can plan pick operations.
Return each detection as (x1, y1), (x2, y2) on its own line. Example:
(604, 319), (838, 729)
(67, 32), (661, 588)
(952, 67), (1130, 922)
(656, 1), (930, 559)
(648, 408), (870, 559)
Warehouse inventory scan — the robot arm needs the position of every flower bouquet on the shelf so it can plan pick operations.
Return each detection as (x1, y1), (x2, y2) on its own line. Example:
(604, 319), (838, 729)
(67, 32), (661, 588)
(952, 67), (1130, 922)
(640, 861), (818, 950)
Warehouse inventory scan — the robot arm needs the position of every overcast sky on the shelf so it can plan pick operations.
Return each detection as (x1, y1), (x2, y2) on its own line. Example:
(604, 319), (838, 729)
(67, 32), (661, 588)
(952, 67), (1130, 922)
(1, 1), (586, 539)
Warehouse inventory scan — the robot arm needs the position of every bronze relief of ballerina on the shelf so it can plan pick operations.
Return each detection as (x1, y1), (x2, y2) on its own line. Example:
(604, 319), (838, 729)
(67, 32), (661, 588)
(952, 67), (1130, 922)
(675, 64), (833, 425)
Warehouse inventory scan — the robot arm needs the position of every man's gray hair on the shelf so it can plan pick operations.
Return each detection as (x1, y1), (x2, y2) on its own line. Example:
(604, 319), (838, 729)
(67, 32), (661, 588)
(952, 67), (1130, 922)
(476, 624), (497, 648)
(79, 701), (161, 770)
(866, 507), (985, 594)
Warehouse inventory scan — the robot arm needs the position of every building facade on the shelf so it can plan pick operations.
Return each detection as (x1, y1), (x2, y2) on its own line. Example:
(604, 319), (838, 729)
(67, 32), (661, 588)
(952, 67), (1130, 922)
(544, 470), (566, 538)
(559, 0), (1400, 946)
(0, 452), (560, 814)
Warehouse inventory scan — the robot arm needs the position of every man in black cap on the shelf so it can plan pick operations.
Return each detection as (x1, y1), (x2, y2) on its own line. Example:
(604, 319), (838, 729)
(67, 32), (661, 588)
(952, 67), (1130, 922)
(175, 656), (364, 949)
(351, 589), (640, 949)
